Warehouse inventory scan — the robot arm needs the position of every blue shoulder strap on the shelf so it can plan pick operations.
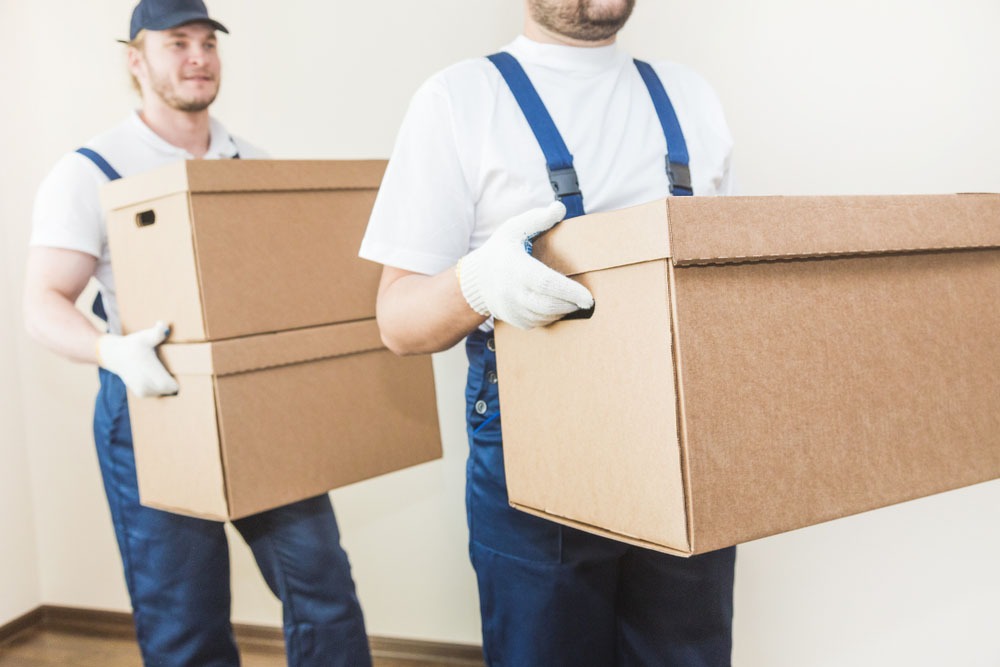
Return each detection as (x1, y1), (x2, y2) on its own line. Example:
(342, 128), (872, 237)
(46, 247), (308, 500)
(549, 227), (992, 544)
(75, 147), (123, 181)
(74, 147), (121, 323)
(633, 59), (692, 196)
(486, 52), (586, 219)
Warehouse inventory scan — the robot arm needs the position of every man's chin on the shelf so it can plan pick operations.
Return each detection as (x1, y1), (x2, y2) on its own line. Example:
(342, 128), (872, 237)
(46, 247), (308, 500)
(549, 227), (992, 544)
(170, 97), (216, 113)
(170, 89), (219, 112)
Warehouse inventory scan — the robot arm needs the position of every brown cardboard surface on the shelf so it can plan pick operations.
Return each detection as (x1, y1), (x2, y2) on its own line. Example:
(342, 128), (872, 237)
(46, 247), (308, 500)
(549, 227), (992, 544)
(496, 193), (1000, 555)
(128, 320), (442, 520)
(158, 319), (384, 376)
(102, 160), (386, 342)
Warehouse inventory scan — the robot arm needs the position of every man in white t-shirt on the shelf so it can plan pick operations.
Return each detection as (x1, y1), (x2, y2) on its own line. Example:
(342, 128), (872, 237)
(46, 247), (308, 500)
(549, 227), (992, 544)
(23, 2), (371, 665)
(361, 1), (737, 664)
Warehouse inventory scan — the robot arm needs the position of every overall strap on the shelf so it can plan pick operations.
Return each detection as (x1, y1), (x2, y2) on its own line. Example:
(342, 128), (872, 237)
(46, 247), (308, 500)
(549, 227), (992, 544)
(633, 59), (693, 196)
(75, 147), (123, 181)
(74, 147), (121, 324)
(487, 52), (585, 219)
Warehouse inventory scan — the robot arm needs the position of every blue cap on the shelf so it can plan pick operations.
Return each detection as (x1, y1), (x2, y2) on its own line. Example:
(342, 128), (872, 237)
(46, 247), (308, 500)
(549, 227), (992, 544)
(127, 0), (228, 41)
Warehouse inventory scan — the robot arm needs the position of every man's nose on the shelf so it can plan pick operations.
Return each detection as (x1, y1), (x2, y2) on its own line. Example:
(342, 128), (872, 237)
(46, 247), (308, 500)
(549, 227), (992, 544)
(186, 46), (209, 66)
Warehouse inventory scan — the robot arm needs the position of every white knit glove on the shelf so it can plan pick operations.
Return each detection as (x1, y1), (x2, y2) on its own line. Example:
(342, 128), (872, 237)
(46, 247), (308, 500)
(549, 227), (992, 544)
(458, 201), (594, 330)
(96, 321), (179, 398)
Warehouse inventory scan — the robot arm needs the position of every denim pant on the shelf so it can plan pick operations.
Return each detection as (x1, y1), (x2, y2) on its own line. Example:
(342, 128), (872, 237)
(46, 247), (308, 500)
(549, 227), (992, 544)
(465, 331), (736, 667)
(94, 369), (372, 667)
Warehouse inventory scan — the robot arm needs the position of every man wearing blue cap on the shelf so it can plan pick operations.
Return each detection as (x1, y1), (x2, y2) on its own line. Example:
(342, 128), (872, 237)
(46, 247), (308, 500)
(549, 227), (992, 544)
(23, 2), (372, 665)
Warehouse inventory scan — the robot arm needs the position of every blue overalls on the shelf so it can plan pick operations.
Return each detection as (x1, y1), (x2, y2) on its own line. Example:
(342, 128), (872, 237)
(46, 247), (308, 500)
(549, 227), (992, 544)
(77, 148), (371, 667)
(464, 55), (737, 667)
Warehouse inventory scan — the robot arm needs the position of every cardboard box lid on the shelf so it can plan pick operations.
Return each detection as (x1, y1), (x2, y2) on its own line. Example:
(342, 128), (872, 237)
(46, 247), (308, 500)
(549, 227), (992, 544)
(159, 319), (385, 377)
(534, 194), (1000, 275)
(100, 159), (387, 210)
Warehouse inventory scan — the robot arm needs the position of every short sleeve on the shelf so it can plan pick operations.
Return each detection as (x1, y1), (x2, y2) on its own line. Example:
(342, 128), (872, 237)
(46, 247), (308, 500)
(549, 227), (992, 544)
(30, 152), (107, 257)
(359, 74), (477, 276)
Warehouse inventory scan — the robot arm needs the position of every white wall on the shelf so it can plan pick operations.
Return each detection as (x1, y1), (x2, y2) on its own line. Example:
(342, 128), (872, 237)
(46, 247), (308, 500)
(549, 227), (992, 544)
(0, 131), (40, 625)
(2, 0), (998, 663)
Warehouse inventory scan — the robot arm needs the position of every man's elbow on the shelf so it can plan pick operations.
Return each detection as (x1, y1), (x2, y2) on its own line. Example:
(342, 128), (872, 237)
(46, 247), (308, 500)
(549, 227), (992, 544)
(379, 328), (415, 356)
(376, 316), (419, 356)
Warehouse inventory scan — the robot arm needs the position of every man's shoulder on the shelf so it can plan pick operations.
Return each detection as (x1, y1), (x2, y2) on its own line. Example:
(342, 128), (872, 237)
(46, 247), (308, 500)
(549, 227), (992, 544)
(645, 60), (714, 90)
(643, 59), (727, 112)
(81, 114), (143, 156)
(72, 113), (160, 178)
(416, 56), (500, 99)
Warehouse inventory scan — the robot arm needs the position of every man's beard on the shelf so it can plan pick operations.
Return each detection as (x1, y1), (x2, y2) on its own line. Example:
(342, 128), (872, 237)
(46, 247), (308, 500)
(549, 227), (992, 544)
(528, 0), (636, 42)
(148, 66), (220, 112)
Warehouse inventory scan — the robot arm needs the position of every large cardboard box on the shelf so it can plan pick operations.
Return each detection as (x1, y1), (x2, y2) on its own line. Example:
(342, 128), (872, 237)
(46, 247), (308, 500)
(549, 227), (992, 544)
(495, 194), (1000, 556)
(101, 160), (386, 342)
(129, 319), (442, 520)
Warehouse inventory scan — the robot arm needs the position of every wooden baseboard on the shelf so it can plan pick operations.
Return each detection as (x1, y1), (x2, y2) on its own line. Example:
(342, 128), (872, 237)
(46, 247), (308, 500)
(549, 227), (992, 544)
(0, 607), (44, 645)
(2, 605), (484, 665)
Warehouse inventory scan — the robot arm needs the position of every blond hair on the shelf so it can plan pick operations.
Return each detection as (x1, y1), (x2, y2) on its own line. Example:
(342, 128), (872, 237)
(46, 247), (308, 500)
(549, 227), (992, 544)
(126, 30), (146, 95)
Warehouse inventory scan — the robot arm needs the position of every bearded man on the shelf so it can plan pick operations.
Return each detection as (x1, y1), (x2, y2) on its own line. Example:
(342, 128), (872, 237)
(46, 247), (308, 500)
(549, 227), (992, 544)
(361, 1), (738, 664)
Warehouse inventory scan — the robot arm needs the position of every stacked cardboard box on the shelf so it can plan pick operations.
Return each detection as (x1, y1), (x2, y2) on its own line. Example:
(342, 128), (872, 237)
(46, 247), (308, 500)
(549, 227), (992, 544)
(496, 194), (1000, 556)
(102, 160), (441, 520)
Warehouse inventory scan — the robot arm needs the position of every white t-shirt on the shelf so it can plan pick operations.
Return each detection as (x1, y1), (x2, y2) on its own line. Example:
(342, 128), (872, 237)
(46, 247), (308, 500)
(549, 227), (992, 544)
(31, 111), (265, 334)
(360, 35), (735, 277)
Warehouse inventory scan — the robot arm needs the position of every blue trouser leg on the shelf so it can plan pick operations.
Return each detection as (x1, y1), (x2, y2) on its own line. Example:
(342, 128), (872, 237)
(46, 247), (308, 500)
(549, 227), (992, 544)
(464, 332), (736, 667)
(94, 369), (371, 667)
(617, 543), (736, 666)
(234, 496), (372, 667)
(94, 369), (239, 667)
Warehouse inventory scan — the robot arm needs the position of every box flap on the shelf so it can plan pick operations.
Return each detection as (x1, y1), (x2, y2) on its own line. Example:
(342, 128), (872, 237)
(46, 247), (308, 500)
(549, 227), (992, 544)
(532, 194), (1000, 274)
(159, 319), (385, 376)
(531, 199), (671, 276)
(101, 159), (387, 211)
(667, 194), (1000, 266)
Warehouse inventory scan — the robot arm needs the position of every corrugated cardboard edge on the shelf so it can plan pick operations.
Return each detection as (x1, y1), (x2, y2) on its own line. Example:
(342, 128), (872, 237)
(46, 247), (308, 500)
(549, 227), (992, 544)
(100, 159), (388, 211)
(533, 194), (1000, 275)
(665, 260), (697, 554)
(509, 502), (693, 557)
(667, 194), (1000, 266)
(140, 499), (229, 522)
(158, 319), (385, 376)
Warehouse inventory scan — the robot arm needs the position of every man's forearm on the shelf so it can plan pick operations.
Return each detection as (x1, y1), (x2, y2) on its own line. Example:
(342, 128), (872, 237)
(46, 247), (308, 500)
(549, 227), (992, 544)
(376, 266), (486, 355)
(24, 288), (102, 365)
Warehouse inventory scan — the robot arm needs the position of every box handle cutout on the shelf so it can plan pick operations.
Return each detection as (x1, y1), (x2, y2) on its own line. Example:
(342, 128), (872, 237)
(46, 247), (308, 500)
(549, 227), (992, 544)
(560, 303), (596, 322)
(135, 210), (156, 228)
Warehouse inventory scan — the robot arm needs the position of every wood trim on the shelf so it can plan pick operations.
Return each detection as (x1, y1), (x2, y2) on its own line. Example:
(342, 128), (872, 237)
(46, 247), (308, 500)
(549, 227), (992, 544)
(0, 607), (44, 645)
(369, 635), (485, 664)
(1, 605), (484, 665)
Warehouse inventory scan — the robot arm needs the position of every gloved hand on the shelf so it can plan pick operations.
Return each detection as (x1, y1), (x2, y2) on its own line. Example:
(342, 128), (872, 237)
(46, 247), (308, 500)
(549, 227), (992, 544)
(96, 321), (179, 398)
(457, 201), (594, 330)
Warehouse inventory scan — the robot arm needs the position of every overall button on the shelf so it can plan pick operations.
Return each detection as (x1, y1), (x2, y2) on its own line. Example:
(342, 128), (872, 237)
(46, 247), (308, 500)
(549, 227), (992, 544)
(486, 338), (496, 352)
(487, 370), (498, 384)
(475, 400), (488, 415)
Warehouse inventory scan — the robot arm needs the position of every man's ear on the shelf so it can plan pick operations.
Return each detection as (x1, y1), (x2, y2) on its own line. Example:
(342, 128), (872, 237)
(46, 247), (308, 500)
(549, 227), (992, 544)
(126, 46), (144, 80)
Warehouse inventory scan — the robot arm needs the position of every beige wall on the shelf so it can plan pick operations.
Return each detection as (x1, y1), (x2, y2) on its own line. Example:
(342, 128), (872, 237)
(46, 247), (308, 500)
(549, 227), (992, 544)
(2, 0), (999, 663)
(0, 165), (40, 625)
